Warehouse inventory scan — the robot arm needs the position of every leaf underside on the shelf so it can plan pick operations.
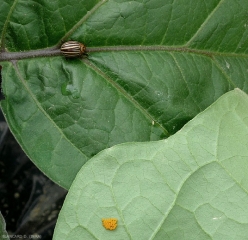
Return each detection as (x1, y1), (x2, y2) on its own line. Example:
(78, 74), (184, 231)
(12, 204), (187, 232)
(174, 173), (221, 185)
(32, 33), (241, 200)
(53, 89), (248, 240)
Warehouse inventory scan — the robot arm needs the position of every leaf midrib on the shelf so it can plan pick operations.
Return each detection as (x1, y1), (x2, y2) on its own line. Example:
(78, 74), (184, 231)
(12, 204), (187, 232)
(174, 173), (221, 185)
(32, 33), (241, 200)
(1, 46), (248, 62)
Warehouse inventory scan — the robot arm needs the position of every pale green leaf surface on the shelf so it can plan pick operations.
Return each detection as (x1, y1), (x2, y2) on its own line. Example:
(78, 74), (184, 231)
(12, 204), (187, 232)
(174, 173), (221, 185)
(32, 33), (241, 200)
(53, 89), (248, 240)
(1, 0), (248, 189)
(0, 212), (9, 240)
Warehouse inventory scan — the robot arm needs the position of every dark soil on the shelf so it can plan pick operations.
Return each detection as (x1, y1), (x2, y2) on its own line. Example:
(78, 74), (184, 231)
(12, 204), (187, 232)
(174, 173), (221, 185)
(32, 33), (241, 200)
(0, 110), (67, 240)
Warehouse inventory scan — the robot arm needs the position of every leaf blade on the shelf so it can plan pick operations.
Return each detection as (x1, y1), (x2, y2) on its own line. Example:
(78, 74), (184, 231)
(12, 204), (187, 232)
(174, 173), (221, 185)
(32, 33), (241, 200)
(53, 89), (248, 240)
(1, 0), (248, 189)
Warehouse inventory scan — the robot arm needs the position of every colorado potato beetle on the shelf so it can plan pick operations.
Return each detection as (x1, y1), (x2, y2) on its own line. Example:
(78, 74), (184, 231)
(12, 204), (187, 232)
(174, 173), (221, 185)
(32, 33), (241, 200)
(60, 41), (86, 58)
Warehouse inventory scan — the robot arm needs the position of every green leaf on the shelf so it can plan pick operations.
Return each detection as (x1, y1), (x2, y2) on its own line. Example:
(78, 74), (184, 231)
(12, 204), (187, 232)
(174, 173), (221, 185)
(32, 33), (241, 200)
(1, 0), (248, 188)
(0, 212), (9, 240)
(53, 89), (248, 240)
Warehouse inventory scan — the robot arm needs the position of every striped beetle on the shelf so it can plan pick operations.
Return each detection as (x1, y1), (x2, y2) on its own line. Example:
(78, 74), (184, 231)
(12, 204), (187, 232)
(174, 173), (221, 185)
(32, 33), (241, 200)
(60, 41), (86, 58)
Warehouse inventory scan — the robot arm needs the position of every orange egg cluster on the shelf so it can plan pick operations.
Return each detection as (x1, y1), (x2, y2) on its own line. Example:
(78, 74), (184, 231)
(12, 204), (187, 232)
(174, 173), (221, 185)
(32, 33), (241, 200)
(102, 218), (118, 230)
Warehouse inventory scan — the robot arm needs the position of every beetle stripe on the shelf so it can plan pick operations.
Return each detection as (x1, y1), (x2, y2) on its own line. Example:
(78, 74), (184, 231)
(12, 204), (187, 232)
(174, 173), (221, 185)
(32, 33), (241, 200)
(60, 41), (86, 58)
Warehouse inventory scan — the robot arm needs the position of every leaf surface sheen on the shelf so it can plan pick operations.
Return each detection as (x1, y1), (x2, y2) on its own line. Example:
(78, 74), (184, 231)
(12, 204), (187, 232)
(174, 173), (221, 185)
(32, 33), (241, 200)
(0, 0), (248, 189)
(53, 89), (248, 240)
